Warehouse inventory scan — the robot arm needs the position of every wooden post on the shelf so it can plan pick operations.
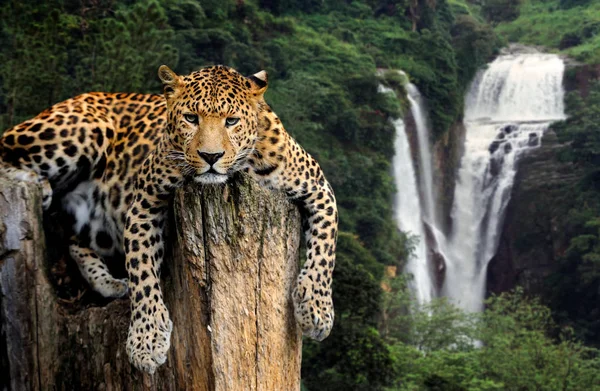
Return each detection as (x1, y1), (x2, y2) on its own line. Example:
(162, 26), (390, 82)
(0, 173), (302, 390)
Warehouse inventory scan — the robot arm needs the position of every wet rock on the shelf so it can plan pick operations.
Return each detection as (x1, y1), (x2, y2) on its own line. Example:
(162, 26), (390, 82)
(431, 250), (446, 292)
(489, 155), (503, 177)
(528, 133), (539, 147)
(423, 222), (446, 293)
(489, 130), (586, 298)
(504, 142), (513, 154)
(489, 140), (501, 154)
(503, 124), (517, 134)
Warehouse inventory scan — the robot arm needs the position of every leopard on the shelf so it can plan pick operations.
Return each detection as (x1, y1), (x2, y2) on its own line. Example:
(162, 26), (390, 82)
(0, 65), (338, 373)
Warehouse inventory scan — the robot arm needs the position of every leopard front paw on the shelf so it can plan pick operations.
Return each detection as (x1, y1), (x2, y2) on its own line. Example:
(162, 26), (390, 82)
(126, 301), (173, 374)
(293, 274), (334, 341)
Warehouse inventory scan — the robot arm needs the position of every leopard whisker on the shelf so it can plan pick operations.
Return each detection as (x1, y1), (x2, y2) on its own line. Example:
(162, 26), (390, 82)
(166, 150), (186, 161)
(230, 149), (254, 172)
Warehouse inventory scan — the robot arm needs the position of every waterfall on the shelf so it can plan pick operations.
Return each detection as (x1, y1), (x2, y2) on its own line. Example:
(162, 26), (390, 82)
(406, 85), (436, 225)
(380, 81), (436, 304)
(441, 53), (565, 313)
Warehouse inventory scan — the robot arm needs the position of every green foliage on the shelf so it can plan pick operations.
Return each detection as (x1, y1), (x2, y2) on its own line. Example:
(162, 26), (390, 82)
(336, 233), (385, 281)
(554, 82), (600, 167)
(477, 291), (600, 391)
(546, 181), (600, 345)
(0, 0), (177, 129)
(407, 28), (461, 136)
(74, 0), (177, 92)
(303, 324), (396, 391)
(481, 0), (524, 24)
(0, 0), (79, 125)
(560, 0), (593, 9)
(334, 234), (384, 321)
(451, 15), (501, 87)
(302, 253), (396, 391)
(495, 0), (600, 64)
(383, 289), (600, 391)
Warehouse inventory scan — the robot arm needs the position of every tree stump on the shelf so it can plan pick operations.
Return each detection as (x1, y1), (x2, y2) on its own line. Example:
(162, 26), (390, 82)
(0, 173), (302, 390)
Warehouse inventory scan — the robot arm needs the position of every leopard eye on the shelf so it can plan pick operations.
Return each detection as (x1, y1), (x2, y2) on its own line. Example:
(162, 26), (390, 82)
(184, 113), (198, 124)
(225, 117), (240, 127)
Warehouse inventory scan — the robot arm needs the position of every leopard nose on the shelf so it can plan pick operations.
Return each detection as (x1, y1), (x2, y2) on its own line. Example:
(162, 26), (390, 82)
(198, 151), (224, 165)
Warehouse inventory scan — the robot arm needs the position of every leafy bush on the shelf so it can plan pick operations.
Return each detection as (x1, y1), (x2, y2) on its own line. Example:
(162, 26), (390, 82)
(495, 0), (600, 64)
(383, 289), (600, 391)
(559, 0), (593, 9)
(302, 252), (395, 391)
(452, 14), (502, 87)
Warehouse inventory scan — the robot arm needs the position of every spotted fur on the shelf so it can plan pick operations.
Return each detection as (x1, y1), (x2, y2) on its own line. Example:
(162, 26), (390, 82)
(0, 65), (338, 373)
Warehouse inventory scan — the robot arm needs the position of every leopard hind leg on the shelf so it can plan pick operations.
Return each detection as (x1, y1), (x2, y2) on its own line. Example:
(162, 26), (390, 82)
(63, 181), (126, 298)
(69, 238), (128, 298)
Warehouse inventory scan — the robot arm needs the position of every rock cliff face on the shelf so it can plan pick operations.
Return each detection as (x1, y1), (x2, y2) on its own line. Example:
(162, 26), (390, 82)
(432, 121), (465, 233)
(487, 129), (583, 297)
(564, 62), (600, 96)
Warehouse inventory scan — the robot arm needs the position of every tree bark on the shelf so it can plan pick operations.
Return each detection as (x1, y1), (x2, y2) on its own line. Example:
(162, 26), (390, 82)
(0, 173), (302, 390)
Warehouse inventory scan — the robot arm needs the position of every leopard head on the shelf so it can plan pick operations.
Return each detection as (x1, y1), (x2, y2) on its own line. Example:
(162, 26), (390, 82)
(158, 65), (268, 184)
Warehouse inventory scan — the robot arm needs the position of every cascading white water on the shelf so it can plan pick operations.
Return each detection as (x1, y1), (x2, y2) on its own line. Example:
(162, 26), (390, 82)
(380, 82), (436, 304)
(406, 85), (437, 225)
(391, 115), (433, 304)
(441, 53), (565, 313)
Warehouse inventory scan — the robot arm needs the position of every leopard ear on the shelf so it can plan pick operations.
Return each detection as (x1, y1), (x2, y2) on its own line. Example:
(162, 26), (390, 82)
(247, 70), (268, 96)
(158, 65), (182, 99)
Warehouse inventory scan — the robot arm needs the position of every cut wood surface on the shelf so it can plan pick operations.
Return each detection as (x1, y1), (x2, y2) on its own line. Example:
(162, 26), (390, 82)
(0, 173), (302, 390)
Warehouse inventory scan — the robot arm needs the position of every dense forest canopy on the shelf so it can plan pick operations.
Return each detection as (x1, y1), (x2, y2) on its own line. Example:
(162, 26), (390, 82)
(1, 0), (600, 389)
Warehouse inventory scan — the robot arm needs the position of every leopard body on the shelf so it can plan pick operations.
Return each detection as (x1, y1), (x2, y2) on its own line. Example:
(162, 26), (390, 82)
(0, 65), (338, 373)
